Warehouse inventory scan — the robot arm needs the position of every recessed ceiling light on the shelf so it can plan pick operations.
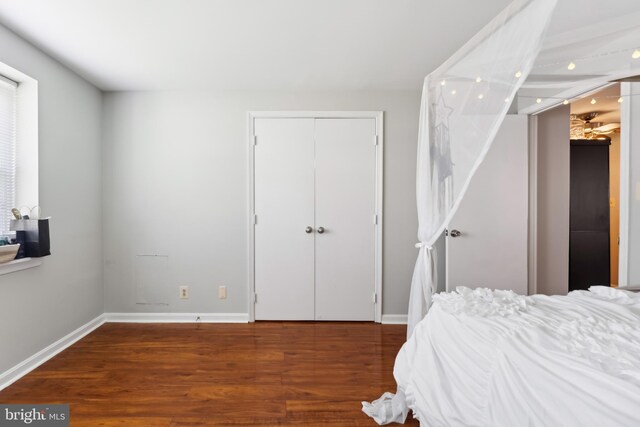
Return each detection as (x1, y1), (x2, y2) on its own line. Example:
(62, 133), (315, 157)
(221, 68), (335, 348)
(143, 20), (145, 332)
(632, 49), (640, 59)
(515, 71), (522, 78)
(567, 62), (576, 70)
(590, 98), (597, 105)
(536, 98), (542, 104)
(475, 76), (482, 83)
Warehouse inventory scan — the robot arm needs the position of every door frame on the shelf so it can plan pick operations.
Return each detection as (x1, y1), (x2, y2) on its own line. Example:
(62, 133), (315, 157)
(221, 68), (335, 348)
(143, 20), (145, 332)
(247, 111), (384, 322)
(618, 82), (631, 286)
(527, 82), (629, 292)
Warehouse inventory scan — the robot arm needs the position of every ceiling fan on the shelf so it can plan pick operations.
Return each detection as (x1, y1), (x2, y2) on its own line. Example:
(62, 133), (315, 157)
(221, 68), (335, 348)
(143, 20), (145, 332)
(570, 112), (620, 139)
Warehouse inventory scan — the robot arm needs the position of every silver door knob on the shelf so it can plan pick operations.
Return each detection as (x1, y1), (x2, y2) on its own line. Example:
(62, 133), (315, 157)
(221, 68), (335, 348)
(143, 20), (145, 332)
(449, 229), (461, 238)
(305, 226), (313, 234)
(317, 227), (325, 234)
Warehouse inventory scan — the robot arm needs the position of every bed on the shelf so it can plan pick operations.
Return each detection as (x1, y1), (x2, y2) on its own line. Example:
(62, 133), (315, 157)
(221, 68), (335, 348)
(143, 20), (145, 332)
(364, 286), (640, 426)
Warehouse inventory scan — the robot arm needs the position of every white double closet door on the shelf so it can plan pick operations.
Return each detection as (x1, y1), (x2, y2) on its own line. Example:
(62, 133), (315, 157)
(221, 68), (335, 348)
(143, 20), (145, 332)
(254, 117), (378, 321)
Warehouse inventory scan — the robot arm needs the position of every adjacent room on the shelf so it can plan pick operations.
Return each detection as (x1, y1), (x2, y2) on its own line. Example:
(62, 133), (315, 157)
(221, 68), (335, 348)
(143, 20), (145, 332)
(0, 1), (639, 426)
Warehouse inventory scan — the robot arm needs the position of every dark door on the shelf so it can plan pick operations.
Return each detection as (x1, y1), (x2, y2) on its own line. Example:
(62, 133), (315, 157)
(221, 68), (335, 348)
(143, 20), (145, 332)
(569, 139), (610, 291)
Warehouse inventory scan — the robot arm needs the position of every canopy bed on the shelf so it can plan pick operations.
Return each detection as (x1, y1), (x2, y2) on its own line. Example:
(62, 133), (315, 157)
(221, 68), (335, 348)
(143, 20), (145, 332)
(363, 0), (640, 424)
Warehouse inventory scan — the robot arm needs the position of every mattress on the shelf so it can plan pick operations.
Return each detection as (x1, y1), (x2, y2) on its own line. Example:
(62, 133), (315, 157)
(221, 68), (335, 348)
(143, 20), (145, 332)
(365, 286), (640, 426)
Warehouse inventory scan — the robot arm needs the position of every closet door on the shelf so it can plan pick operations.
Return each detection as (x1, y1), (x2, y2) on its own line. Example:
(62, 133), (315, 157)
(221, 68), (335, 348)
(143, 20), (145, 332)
(314, 118), (377, 320)
(254, 118), (315, 320)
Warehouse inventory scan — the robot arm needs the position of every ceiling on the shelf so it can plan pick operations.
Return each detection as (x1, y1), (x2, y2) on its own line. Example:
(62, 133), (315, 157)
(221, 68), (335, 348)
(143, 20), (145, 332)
(571, 84), (621, 125)
(0, 0), (638, 92)
(0, 0), (511, 91)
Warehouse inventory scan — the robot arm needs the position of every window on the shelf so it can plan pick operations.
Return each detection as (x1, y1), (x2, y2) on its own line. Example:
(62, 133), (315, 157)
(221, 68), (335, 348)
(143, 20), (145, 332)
(0, 75), (16, 237)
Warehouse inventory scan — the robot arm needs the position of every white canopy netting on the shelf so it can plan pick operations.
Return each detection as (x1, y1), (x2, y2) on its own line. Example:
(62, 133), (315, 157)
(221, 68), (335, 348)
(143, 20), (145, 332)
(406, 0), (640, 338)
(365, 0), (640, 423)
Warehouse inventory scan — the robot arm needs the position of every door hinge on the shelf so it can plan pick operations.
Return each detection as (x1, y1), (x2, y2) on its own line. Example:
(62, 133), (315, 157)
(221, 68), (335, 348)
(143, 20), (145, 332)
(253, 214), (258, 225)
(373, 292), (378, 304)
(254, 293), (258, 303)
(253, 135), (257, 146)
(373, 135), (378, 146)
(373, 214), (378, 225)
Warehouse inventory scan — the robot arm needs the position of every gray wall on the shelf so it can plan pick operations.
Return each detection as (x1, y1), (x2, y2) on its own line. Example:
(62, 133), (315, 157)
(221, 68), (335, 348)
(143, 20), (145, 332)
(102, 91), (420, 316)
(627, 83), (640, 285)
(536, 104), (570, 295)
(0, 26), (103, 373)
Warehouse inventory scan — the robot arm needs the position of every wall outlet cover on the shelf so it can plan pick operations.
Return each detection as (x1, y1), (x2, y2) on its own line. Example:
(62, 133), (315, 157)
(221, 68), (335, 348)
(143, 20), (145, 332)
(179, 285), (189, 299)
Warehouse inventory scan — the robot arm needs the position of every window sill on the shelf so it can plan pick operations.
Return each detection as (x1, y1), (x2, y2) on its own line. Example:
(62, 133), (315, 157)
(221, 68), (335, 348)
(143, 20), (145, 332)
(0, 257), (42, 276)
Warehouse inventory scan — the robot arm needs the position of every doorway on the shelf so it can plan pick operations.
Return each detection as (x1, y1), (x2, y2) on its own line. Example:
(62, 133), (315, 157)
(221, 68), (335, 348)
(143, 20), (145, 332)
(569, 84), (621, 289)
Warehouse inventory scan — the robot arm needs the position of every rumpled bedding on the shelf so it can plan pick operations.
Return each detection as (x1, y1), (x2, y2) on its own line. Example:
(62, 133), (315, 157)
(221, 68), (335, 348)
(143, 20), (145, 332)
(364, 286), (640, 426)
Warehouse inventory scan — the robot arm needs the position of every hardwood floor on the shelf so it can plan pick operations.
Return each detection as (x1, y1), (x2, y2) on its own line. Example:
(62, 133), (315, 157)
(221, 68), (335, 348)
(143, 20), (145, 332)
(0, 322), (419, 426)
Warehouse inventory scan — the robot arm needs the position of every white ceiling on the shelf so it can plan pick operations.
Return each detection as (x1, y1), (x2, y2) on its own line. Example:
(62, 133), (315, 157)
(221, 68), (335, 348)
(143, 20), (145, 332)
(571, 84), (621, 124)
(0, 0), (513, 91)
(0, 0), (638, 92)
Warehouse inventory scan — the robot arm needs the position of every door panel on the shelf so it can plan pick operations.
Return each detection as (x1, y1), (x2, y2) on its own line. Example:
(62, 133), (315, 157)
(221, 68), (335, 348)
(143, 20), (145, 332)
(254, 118), (315, 320)
(446, 115), (529, 294)
(314, 118), (376, 320)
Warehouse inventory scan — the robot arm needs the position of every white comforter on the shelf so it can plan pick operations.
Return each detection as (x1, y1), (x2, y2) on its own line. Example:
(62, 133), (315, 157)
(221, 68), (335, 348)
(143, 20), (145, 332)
(366, 286), (640, 426)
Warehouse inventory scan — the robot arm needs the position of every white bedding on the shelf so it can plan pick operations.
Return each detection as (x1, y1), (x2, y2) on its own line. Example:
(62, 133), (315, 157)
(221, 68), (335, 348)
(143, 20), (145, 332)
(365, 286), (640, 426)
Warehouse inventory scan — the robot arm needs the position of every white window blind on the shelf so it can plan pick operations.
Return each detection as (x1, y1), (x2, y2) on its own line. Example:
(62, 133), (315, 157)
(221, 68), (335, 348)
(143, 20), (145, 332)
(0, 75), (17, 236)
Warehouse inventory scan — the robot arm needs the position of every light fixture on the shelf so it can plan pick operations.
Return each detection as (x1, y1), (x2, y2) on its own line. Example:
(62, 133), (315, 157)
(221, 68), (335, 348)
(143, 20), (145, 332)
(451, 89), (457, 95)
(475, 76), (482, 83)
(441, 80), (446, 86)
(567, 61), (576, 70)
(618, 97), (624, 103)
(563, 99), (569, 105)
(505, 97), (510, 103)
(536, 98), (542, 104)
(590, 98), (597, 105)
(632, 49), (640, 59)
(478, 94), (484, 100)
(515, 71), (522, 78)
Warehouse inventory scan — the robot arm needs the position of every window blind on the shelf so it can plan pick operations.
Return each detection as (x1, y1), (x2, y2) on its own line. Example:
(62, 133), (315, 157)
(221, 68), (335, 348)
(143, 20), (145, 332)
(0, 75), (17, 236)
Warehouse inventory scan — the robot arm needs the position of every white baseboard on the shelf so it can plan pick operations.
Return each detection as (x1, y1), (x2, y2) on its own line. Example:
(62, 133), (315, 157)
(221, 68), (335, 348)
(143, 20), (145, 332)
(0, 314), (105, 391)
(381, 314), (407, 325)
(104, 312), (249, 323)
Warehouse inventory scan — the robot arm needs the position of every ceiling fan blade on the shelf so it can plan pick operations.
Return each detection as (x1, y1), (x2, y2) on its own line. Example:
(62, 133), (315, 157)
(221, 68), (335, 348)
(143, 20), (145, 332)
(592, 123), (621, 133)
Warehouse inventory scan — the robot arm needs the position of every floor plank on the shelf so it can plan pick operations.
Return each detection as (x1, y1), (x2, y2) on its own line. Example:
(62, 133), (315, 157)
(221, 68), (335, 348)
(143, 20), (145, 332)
(0, 322), (419, 426)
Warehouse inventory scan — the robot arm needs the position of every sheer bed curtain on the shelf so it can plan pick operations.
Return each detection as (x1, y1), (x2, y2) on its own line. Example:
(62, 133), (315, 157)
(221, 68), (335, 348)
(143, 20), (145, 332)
(407, 0), (558, 338)
(0, 76), (16, 237)
(363, 0), (558, 423)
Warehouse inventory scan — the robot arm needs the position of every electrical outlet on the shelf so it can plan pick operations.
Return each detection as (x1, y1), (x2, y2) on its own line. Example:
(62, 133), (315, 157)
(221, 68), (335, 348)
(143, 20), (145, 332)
(218, 286), (227, 299)
(179, 285), (189, 299)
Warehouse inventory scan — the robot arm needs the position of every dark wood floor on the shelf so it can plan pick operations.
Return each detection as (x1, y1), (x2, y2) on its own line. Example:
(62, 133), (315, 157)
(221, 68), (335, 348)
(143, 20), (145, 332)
(0, 322), (419, 426)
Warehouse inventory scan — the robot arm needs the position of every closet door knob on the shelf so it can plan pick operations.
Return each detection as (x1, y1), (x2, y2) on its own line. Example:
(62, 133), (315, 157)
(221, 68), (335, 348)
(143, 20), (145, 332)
(449, 229), (462, 238)
(317, 227), (325, 234)
(305, 226), (313, 234)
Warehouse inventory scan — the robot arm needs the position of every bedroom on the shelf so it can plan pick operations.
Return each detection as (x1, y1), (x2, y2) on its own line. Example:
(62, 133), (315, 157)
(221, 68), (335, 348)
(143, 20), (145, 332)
(0, 0), (639, 426)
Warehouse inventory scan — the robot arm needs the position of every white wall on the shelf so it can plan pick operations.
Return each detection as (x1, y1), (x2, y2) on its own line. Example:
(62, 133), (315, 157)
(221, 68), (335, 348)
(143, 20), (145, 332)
(536, 104), (570, 295)
(102, 90), (420, 316)
(0, 25), (103, 373)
